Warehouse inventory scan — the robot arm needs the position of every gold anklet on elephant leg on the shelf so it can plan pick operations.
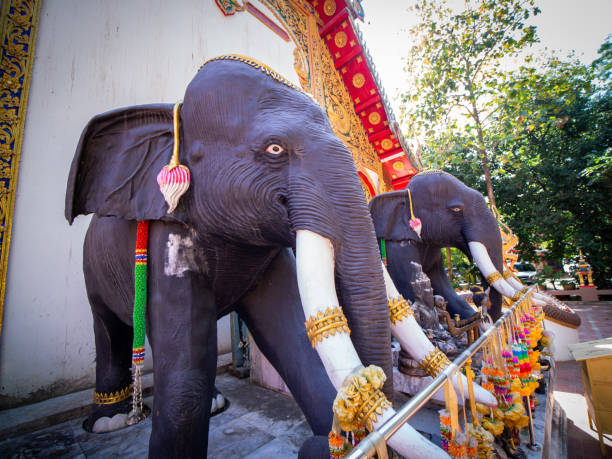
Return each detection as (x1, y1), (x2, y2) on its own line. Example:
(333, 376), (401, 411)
(418, 347), (451, 378)
(502, 270), (513, 280)
(93, 384), (132, 405)
(305, 306), (350, 348)
(388, 295), (414, 325)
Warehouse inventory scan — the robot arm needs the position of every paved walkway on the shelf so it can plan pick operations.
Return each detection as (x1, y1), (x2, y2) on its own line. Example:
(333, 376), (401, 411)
(555, 301), (612, 458)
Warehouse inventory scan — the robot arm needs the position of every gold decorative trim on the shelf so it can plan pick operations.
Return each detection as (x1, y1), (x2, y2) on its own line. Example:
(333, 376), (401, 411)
(368, 111), (381, 125)
(93, 385), (132, 405)
(201, 54), (304, 94)
(511, 291), (521, 302)
(418, 347), (451, 378)
(485, 271), (502, 285)
(388, 295), (414, 325)
(0, 0), (42, 339)
(502, 270), (513, 280)
(305, 306), (350, 347)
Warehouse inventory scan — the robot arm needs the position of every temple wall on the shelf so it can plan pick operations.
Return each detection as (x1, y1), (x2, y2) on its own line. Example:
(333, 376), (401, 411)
(0, 0), (298, 408)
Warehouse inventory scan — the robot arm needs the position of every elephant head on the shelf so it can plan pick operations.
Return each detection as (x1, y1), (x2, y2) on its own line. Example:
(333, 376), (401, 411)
(370, 171), (506, 320)
(66, 56), (392, 393)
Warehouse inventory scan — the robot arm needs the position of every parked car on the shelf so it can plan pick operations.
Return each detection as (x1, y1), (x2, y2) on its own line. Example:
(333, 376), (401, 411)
(513, 261), (537, 284)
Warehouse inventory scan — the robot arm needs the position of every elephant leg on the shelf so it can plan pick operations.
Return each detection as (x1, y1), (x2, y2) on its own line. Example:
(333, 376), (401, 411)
(146, 223), (217, 459)
(84, 296), (134, 432)
(427, 250), (476, 319)
(385, 240), (421, 301)
(237, 248), (336, 435)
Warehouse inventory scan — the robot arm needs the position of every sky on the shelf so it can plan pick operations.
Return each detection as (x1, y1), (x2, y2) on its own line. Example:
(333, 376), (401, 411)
(358, 0), (612, 112)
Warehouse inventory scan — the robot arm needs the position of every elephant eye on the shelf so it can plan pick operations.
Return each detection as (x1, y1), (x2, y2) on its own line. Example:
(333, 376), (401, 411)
(451, 207), (463, 213)
(265, 144), (285, 155)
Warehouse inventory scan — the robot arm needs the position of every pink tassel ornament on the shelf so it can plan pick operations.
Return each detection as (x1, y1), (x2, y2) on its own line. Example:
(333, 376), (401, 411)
(407, 189), (422, 238)
(157, 102), (191, 214)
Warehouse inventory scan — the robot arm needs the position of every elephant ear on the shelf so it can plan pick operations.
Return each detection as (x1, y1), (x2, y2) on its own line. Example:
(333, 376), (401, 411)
(66, 104), (179, 224)
(368, 191), (420, 242)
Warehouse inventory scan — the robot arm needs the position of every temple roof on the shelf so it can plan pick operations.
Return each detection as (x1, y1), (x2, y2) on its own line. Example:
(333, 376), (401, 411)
(308, 0), (419, 189)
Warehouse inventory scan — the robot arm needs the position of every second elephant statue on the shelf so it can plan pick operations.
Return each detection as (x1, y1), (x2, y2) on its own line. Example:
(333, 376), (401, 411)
(370, 171), (512, 320)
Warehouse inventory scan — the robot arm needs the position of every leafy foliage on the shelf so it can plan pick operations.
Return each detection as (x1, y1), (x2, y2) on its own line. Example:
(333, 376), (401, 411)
(400, 0), (541, 206)
(401, 7), (612, 289)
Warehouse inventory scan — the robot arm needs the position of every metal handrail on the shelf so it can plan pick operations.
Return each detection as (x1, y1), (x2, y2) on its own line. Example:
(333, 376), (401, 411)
(346, 287), (535, 458)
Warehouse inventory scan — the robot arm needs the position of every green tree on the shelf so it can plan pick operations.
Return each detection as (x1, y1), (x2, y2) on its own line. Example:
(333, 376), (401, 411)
(431, 42), (612, 288)
(400, 0), (540, 206)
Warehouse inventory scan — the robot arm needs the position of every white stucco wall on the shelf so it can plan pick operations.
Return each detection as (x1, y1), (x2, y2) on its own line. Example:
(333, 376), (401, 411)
(0, 0), (298, 407)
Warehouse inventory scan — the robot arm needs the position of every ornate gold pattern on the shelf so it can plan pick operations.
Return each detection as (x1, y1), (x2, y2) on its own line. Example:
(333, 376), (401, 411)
(352, 72), (365, 88)
(511, 291), (522, 302)
(485, 271), (502, 285)
(333, 365), (391, 432)
(388, 295), (414, 325)
(418, 347), (452, 378)
(334, 31), (347, 48)
(381, 138), (393, 150)
(93, 385), (132, 405)
(0, 0), (42, 338)
(368, 111), (381, 125)
(392, 161), (405, 171)
(522, 286), (529, 294)
(305, 306), (350, 347)
(502, 270), (513, 280)
(214, 0), (246, 15)
(323, 0), (336, 16)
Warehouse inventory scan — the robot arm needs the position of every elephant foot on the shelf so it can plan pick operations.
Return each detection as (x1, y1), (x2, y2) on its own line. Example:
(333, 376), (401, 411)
(211, 388), (228, 416)
(83, 399), (151, 433)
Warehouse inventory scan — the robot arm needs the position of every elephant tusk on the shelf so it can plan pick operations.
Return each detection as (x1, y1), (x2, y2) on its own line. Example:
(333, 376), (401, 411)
(468, 242), (520, 299)
(295, 230), (362, 389)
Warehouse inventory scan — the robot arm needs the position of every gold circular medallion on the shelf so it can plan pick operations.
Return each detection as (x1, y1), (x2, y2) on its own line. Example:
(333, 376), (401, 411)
(352, 73), (365, 88)
(393, 161), (405, 171)
(368, 111), (381, 125)
(381, 138), (393, 150)
(324, 0), (337, 16)
(334, 31), (348, 48)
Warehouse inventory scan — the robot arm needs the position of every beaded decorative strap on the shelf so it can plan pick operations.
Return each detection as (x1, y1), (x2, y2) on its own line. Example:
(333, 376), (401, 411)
(485, 271), (502, 285)
(502, 270), (513, 280)
(305, 306), (350, 348)
(333, 365), (391, 432)
(93, 385), (132, 405)
(521, 286), (529, 294)
(388, 295), (414, 325)
(511, 291), (522, 302)
(419, 347), (452, 378)
(200, 54), (304, 94)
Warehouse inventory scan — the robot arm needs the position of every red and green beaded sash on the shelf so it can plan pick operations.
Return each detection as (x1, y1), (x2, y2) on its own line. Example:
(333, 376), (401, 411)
(127, 220), (149, 424)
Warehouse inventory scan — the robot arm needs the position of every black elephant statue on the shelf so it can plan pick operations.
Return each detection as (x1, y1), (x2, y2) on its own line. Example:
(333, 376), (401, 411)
(370, 171), (517, 321)
(66, 56), (498, 458)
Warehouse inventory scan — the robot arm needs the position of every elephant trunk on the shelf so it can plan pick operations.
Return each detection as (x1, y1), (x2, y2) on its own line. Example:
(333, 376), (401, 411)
(290, 169), (392, 397)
